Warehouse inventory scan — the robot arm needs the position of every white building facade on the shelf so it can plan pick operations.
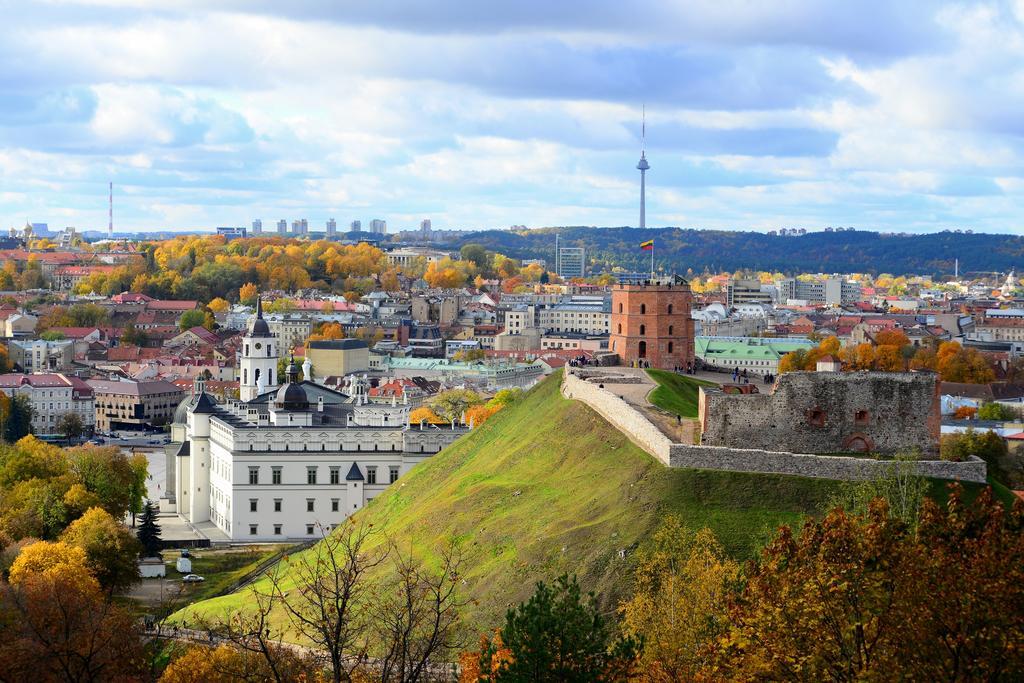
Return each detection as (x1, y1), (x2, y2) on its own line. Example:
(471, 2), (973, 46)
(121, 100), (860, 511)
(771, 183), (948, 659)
(172, 312), (469, 541)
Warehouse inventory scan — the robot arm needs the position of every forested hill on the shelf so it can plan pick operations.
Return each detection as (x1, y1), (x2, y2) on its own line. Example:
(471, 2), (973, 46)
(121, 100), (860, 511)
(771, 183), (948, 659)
(440, 227), (1024, 276)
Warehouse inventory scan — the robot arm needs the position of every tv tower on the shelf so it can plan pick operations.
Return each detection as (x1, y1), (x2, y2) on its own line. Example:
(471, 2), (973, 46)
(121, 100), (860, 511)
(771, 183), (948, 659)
(108, 181), (113, 240)
(636, 105), (650, 229)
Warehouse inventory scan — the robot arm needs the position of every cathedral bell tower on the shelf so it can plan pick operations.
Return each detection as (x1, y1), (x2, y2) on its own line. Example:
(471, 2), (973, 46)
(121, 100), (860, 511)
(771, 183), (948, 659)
(239, 298), (279, 401)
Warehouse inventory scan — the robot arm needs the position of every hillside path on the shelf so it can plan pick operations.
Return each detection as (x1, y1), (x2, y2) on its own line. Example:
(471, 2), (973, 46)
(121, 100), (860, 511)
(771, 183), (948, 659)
(590, 367), (702, 443)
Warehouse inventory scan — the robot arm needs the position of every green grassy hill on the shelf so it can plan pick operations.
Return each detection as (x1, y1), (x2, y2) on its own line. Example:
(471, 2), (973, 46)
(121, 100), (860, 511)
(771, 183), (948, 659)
(176, 372), (1009, 634)
(646, 369), (716, 417)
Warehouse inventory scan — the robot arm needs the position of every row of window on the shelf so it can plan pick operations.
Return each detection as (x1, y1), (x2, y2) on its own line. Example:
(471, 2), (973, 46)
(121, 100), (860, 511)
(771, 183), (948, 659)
(616, 324), (675, 336)
(247, 465), (399, 485)
(246, 443), (400, 452)
(249, 523), (334, 536)
(249, 497), (352, 513)
(618, 303), (675, 315)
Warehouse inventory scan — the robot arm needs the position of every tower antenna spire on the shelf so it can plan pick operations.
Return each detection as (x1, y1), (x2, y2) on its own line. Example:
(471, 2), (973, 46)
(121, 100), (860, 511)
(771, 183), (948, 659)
(641, 103), (646, 154)
(108, 181), (113, 240)
(636, 105), (650, 229)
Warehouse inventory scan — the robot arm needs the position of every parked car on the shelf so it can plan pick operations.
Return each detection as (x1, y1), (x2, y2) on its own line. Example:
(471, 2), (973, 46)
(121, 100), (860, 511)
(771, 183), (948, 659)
(181, 574), (205, 583)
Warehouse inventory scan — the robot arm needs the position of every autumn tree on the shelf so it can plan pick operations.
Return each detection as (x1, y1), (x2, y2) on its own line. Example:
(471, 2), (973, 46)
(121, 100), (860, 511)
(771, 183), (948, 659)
(61, 506), (141, 592)
(476, 574), (641, 681)
(619, 518), (738, 681)
(238, 282), (259, 306)
(428, 389), (483, 423)
(159, 643), (324, 683)
(207, 297), (231, 313)
(0, 541), (146, 681)
(704, 490), (1024, 681)
(409, 406), (445, 425)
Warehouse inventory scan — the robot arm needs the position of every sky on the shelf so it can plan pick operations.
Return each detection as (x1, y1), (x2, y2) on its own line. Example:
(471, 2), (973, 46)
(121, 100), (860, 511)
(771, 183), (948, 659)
(2, 1), (1024, 234)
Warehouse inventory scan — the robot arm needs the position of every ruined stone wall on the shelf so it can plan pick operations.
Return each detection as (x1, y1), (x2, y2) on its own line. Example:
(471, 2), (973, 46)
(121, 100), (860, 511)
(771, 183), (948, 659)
(699, 371), (941, 456)
(669, 445), (987, 483)
(561, 371), (672, 465)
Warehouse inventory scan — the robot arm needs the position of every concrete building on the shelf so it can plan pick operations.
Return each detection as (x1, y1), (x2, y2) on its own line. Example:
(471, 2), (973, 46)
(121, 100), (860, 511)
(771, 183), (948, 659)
(170, 361), (468, 540)
(326, 218), (337, 238)
(88, 378), (185, 432)
(216, 226), (247, 239)
(726, 278), (774, 307)
(609, 275), (695, 369)
(277, 219), (287, 235)
(265, 313), (314, 353)
(556, 247), (585, 279)
(350, 220), (362, 232)
(252, 219), (262, 235)
(4, 312), (38, 339)
(975, 309), (1024, 342)
(386, 247), (452, 268)
(537, 296), (610, 335)
(291, 219), (309, 236)
(9, 338), (73, 372)
(305, 339), (370, 380)
(0, 373), (94, 437)
(776, 277), (861, 306)
(370, 219), (387, 234)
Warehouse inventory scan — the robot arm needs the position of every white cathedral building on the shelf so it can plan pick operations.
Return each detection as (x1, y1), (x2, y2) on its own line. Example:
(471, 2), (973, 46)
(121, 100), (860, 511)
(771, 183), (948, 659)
(167, 300), (469, 541)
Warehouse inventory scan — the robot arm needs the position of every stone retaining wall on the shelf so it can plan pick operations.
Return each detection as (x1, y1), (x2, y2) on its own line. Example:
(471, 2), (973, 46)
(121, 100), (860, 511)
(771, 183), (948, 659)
(669, 444), (987, 483)
(562, 370), (987, 483)
(562, 371), (672, 465)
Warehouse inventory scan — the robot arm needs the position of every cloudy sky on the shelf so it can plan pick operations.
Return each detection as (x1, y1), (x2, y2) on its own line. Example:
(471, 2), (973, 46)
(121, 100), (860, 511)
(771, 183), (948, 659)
(2, 0), (1024, 234)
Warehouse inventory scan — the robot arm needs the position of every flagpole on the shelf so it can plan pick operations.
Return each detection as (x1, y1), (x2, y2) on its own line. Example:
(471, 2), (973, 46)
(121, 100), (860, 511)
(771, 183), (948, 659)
(651, 241), (655, 279)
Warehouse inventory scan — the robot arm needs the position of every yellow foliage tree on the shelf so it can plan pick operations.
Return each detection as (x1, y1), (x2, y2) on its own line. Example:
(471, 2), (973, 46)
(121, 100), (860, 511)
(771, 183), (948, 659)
(409, 407), (445, 424)
(238, 282), (258, 306)
(620, 519), (739, 681)
(207, 297), (230, 314)
(8, 540), (91, 586)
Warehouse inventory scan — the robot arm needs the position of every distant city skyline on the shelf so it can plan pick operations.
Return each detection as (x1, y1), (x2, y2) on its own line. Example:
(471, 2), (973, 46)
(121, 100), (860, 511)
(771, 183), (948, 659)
(2, 2), (1024, 234)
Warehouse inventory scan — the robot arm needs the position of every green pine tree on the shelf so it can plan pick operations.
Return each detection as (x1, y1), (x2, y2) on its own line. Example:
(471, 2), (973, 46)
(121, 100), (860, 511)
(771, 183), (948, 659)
(479, 574), (641, 681)
(137, 500), (163, 557)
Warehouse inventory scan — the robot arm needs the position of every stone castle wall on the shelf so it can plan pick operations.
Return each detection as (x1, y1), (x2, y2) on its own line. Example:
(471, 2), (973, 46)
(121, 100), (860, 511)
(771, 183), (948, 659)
(699, 371), (941, 456)
(562, 370), (982, 483)
(562, 371), (672, 465)
(669, 444), (986, 483)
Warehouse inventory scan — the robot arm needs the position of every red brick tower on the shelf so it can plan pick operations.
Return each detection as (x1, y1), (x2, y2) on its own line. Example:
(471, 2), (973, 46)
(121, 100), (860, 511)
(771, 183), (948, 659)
(609, 275), (695, 369)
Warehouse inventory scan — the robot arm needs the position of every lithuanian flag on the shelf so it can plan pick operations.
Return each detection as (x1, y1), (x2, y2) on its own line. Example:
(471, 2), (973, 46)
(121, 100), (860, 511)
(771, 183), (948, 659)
(640, 239), (654, 251)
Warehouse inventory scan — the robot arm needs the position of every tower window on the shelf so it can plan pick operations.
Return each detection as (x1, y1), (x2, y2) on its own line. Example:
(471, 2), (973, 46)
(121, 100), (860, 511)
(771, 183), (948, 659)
(669, 325), (673, 335)
(639, 324), (646, 335)
(617, 323), (622, 334)
(619, 302), (623, 313)
(668, 304), (673, 314)
(640, 303), (646, 314)
(668, 342), (674, 353)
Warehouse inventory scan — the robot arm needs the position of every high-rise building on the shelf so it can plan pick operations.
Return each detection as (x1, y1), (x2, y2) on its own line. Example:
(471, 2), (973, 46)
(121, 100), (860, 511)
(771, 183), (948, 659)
(291, 219), (308, 235)
(252, 219), (262, 235)
(420, 219), (431, 232)
(370, 219), (387, 234)
(326, 218), (337, 238)
(350, 220), (362, 232)
(557, 247), (585, 279)
(277, 219), (287, 235)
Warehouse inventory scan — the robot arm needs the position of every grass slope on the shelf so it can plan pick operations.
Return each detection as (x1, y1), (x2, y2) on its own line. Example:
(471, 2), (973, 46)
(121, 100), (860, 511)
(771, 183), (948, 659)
(177, 373), (845, 632)
(645, 369), (715, 418)
(177, 373), (1011, 634)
